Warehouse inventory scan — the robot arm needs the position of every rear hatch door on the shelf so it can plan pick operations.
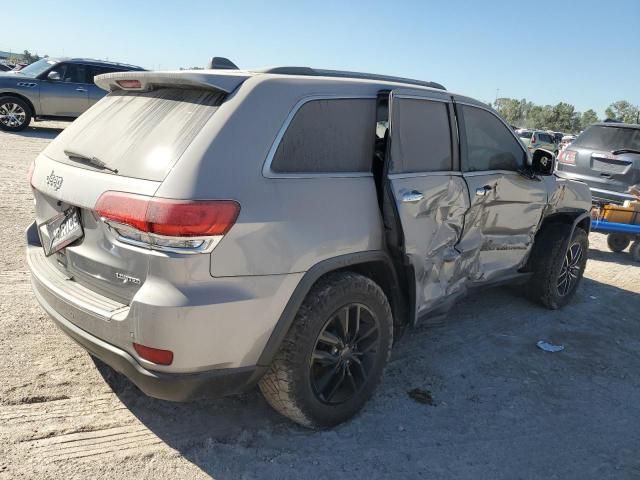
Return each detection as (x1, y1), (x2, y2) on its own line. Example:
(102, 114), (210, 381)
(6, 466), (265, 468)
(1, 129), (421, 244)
(32, 72), (241, 305)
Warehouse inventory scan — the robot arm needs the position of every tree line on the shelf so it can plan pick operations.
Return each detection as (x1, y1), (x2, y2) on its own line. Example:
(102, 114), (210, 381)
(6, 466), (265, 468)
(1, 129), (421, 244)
(493, 98), (640, 133)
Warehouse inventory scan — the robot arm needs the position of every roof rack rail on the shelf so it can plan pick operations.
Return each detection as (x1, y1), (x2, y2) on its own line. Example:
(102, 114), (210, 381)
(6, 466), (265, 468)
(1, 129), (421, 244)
(253, 66), (445, 90)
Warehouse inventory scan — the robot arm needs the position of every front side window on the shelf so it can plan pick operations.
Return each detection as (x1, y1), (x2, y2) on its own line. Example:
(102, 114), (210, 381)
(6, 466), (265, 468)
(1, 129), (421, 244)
(462, 106), (525, 172)
(271, 99), (376, 173)
(389, 98), (452, 173)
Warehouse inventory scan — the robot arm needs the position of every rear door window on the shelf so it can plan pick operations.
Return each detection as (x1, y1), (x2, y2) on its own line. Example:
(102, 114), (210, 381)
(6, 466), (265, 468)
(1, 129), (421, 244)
(461, 106), (526, 172)
(44, 88), (225, 181)
(271, 99), (376, 173)
(389, 98), (452, 173)
(572, 125), (640, 151)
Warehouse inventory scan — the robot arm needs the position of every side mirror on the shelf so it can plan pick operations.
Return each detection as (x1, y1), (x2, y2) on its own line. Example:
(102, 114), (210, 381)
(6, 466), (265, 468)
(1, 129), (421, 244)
(530, 148), (556, 175)
(47, 71), (61, 81)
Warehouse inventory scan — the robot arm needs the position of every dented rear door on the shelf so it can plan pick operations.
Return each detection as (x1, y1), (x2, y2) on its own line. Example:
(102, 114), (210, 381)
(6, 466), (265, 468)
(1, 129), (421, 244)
(385, 89), (470, 319)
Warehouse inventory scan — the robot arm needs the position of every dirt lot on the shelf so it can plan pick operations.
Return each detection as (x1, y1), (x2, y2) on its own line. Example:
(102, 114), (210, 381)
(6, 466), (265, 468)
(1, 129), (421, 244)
(1, 122), (639, 479)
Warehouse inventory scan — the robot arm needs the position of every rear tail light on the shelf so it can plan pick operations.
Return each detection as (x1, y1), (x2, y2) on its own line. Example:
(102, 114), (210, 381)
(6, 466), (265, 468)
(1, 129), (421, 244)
(133, 343), (173, 365)
(531, 135), (536, 144)
(558, 150), (577, 165)
(95, 192), (240, 253)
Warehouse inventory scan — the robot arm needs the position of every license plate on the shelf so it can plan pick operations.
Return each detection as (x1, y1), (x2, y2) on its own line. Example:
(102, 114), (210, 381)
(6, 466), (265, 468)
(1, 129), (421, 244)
(39, 207), (84, 256)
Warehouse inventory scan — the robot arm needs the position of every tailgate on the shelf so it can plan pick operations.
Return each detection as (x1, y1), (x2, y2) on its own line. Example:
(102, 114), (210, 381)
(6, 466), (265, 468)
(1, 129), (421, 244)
(570, 147), (640, 193)
(31, 154), (161, 304)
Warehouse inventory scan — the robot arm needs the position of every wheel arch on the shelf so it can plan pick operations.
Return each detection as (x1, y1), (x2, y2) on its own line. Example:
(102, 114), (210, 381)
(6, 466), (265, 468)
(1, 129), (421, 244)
(0, 92), (37, 117)
(523, 209), (591, 272)
(256, 251), (408, 367)
(541, 209), (591, 235)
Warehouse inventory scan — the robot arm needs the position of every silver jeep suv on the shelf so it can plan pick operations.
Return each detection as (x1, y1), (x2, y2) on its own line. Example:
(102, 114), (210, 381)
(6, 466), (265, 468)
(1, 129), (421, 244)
(26, 65), (591, 428)
(0, 57), (144, 131)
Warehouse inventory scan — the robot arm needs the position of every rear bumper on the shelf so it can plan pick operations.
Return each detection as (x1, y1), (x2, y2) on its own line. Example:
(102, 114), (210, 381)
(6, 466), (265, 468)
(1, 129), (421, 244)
(32, 278), (265, 401)
(555, 171), (635, 205)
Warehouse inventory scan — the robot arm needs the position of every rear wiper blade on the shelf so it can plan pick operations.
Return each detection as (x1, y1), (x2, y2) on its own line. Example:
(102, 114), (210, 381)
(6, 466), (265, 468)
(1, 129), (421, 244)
(64, 150), (118, 174)
(611, 148), (640, 155)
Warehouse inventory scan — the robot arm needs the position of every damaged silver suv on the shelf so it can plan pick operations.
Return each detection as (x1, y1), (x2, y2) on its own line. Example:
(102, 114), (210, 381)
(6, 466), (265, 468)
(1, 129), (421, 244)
(26, 64), (591, 428)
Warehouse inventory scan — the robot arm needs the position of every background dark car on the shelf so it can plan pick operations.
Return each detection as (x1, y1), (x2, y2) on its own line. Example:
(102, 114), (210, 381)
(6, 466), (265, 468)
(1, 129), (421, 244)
(556, 122), (640, 204)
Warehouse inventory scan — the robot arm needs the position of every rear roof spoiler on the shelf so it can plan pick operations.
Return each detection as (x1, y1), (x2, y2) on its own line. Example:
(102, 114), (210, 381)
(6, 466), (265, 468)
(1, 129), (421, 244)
(94, 70), (252, 93)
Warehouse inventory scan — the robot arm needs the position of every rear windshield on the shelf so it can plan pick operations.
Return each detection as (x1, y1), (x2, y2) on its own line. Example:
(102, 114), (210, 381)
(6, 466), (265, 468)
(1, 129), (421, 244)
(517, 131), (532, 138)
(572, 125), (640, 151)
(45, 88), (224, 181)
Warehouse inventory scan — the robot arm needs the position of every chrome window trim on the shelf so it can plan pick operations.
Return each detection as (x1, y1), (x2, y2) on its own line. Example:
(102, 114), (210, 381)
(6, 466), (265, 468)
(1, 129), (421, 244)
(392, 94), (450, 103)
(262, 94), (377, 179)
(388, 170), (461, 179)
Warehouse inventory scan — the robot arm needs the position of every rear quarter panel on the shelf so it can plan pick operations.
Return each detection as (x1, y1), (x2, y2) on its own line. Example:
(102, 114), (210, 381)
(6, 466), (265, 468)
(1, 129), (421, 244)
(155, 77), (386, 277)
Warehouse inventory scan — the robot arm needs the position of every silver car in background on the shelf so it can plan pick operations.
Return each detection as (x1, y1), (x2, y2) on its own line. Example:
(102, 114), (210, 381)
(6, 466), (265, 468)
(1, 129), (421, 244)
(0, 57), (144, 131)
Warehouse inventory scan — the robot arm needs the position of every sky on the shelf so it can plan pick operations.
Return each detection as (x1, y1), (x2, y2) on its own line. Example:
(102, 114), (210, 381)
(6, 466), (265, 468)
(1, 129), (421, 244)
(4, 0), (640, 116)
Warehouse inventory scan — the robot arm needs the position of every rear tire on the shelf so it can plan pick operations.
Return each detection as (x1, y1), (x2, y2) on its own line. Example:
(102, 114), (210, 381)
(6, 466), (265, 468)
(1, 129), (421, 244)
(607, 233), (630, 253)
(631, 241), (640, 262)
(526, 224), (588, 309)
(0, 96), (31, 132)
(259, 272), (393, 428)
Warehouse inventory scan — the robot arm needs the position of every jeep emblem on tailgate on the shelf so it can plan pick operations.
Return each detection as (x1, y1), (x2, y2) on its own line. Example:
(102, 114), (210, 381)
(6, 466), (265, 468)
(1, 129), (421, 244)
(46, 170), (63, 191)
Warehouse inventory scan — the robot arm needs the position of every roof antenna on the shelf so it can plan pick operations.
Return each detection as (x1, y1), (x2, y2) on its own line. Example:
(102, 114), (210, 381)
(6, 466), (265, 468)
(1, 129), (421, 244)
(207, 57), (239, 70)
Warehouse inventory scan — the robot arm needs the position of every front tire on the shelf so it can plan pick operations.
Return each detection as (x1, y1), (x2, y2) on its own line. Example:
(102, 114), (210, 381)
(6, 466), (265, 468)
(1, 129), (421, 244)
(527, 224), (588, 309)
(0, 96), (32, 132)
(259, 272), (393, 428)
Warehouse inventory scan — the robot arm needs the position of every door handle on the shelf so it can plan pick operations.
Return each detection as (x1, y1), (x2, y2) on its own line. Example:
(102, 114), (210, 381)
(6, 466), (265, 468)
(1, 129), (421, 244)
(402, 190), (424, 203)
(75, 87), (87, 92)
(475, 185), (494, 196)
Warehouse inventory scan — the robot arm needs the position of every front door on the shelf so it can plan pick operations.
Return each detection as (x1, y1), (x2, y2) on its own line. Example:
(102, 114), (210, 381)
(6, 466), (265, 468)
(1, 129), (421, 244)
(38, 63), (90, 117)
(455, 101), (548, 282)
(383, 89), (470, 320)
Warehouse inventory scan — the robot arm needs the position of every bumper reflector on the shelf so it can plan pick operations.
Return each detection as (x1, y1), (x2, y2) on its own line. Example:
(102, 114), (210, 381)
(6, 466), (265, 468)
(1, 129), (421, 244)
(133, 343), (174, 365)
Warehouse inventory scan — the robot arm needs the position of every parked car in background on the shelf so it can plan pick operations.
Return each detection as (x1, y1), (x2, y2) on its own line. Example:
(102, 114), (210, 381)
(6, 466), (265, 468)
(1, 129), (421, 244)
(556, 122), (640, 204)
(0, 63), (14, 72)
(516, 129), (559, 155)
(0, 57), (145, 131)
(26, 65), (591, 428)
(559, 135), (576, 151)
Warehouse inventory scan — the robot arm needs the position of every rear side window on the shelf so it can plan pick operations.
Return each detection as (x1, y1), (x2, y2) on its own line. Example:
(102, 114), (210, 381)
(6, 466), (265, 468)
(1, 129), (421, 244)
(271, 99), (376, 173)
(389, 98), (452, 173)
(461, 106), (525, 172)
(572, 125), (640, 151)
(45, 88), (224, 181)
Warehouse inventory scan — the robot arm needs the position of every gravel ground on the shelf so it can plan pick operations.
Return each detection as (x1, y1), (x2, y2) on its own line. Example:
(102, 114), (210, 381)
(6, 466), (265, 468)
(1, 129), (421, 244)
(1, 122), (639, 479)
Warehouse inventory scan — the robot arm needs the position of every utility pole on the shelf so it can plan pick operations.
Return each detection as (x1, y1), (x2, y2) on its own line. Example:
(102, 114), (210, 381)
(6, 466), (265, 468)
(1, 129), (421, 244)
(495, 88), (500, 105)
